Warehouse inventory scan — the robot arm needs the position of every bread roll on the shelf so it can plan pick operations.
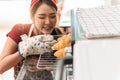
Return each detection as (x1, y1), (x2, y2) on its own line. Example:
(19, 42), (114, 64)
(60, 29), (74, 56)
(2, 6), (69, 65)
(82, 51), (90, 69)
(54, 48), (65, 58)
(51, 33), (71, 50)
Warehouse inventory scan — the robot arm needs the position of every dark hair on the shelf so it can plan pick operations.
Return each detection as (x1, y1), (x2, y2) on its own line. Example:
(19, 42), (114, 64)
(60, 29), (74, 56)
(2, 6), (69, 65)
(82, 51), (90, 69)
(30, 0), (57, 19)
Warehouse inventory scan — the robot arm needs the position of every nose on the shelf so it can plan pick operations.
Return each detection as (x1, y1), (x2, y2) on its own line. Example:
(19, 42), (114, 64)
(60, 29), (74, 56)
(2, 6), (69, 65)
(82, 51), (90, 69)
(45, 17), (50, 24)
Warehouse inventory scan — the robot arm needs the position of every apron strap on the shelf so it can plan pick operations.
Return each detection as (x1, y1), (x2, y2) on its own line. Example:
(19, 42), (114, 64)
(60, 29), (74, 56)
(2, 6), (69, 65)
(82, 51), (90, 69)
(28, 24), (34, 37)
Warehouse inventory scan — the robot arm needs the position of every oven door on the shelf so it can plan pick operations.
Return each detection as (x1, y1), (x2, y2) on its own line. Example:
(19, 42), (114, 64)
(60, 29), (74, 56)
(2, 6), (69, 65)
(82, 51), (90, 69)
(74, 39), (120, 80)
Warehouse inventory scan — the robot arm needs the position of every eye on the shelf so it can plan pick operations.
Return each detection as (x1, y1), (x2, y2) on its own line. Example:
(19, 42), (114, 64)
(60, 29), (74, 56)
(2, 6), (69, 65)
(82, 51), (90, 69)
(38, 16), (45, 19)
(50, 15), (56, 18)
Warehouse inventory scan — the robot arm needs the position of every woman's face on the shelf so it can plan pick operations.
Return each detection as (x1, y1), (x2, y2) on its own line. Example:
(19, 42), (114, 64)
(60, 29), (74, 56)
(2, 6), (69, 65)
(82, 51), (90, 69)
(33, 3), (57, 34)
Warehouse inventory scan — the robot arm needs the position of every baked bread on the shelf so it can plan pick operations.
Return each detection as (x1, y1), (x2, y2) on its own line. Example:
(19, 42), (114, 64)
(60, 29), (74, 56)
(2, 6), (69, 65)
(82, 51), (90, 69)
(51, 33), (71, 50)
(57, 33), (71, 41)
(54, 47), (72, 58)
(52, 34), (71, 58)
(54, 48), (65, 58)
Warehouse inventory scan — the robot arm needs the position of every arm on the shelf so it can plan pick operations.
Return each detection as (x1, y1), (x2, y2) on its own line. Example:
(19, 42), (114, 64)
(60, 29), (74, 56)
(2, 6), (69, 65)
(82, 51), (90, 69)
(0, 37), (23, 74)
(0, 34), (55, 73)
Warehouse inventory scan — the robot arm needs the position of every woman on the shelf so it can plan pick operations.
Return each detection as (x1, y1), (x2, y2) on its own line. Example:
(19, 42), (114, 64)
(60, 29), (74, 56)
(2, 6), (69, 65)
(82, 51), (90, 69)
(0, 0), (64, 79)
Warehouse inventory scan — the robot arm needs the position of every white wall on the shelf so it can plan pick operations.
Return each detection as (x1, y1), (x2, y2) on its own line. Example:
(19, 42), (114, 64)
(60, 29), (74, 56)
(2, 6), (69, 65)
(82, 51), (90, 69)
(105, 0), (112, 5)
(104, 0), (120, 5)
(0, 0), (31, 29)
(111, 0), (120, 5)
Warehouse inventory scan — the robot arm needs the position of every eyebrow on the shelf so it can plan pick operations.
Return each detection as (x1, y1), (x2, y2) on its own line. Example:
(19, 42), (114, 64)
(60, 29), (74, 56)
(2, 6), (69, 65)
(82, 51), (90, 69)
(38, 12), (56, 16)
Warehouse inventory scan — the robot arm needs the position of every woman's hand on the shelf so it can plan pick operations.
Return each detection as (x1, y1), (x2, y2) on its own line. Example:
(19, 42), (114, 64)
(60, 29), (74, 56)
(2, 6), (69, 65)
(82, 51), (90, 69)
(18, 35), (56, 58)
